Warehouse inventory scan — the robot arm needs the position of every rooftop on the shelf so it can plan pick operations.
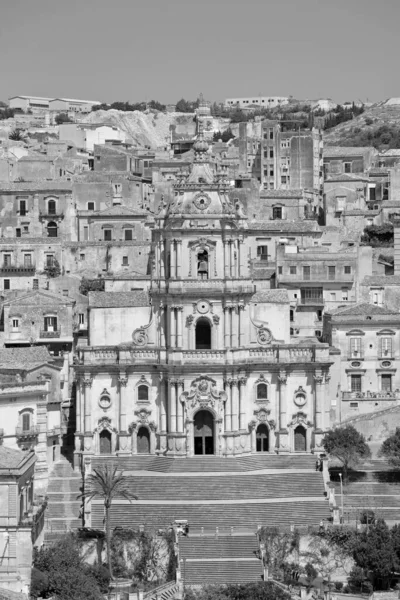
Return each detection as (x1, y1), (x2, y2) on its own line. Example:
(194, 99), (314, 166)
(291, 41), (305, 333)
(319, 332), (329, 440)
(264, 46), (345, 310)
(0, 446), (33, 470)
(324, 146), (376, 157)
(363, 275), (400, 286)
(0, 181), (72, 192)
(249, 220), (320, 233)
(260, 189), (304, 198)
(329, 302), (399, 318)
(251, 289), (289, 304)
(0, 346), (53, 369)
(325, 173), (371, 183)
(89, 291), (150, 308)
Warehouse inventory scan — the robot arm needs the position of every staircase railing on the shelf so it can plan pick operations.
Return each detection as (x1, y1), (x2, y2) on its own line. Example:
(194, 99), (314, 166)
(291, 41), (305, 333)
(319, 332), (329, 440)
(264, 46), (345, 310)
(143, 581), (179, 600)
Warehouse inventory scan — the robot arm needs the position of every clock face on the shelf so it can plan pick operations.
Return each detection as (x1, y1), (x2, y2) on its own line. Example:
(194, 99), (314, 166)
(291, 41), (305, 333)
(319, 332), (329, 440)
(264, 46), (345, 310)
(294, 393), (306, 407)
(193, 193), (211, 211)
(197, 300), (210, 314)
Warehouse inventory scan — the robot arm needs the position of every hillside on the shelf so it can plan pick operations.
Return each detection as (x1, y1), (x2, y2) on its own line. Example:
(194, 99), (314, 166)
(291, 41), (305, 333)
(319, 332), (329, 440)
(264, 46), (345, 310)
(324, 99), (400, 147)
(82, 109), (196, 149)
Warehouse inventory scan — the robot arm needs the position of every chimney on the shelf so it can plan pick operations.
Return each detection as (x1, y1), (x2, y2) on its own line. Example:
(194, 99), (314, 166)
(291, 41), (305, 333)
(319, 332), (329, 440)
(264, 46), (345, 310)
(394, 218), (400, 275)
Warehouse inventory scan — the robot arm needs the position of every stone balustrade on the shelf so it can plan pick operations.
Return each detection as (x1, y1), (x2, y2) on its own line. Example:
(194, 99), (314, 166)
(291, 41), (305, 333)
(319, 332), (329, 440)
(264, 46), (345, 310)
(342, 390), (400, 401)
(79, 344), (330, 366)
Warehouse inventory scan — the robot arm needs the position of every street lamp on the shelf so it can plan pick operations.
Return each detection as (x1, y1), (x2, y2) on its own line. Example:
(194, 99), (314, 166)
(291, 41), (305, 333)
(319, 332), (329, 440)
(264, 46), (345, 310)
(338, 473), (344, 522)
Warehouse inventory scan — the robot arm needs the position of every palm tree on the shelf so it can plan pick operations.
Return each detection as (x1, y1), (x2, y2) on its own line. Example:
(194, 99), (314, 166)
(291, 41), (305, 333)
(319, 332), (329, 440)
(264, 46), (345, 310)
(79, 463), (138, 578)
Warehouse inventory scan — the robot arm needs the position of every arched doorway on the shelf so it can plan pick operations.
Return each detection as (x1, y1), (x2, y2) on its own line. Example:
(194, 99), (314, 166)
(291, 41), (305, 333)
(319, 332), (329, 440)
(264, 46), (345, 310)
(195, 318), (211, 350)
(99, 430), (112, 454)
(194, 410), (214, 455)
(137, 427), (150, 454)
(256, 424), (269, 452)
(294, 426), (306, 452)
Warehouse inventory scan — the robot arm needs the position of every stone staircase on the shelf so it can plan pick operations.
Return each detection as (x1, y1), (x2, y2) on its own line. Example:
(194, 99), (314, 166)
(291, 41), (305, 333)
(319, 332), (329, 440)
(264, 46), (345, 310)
(43, 457), (83, 546)
(178, 533), (262, 585)
(90, 455), (330, 532)
(143, 582), (179, 600)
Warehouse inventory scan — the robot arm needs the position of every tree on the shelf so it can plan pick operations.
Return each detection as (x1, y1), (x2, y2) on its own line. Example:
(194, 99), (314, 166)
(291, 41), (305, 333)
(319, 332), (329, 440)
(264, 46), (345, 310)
(184, 582), (290, 600)
(79, 277), (105, 296)
(79, 464), (138, 578)
(352, 519), (399, 589)
(175, 98), (198, 113)
(32, 534), (104, 600)
(55, 112), (73, 125)
(8, 128), (25, 141)
(322, 425), (371, 480)
(44, 258), (61, 278)
(378, 427), (400, 467)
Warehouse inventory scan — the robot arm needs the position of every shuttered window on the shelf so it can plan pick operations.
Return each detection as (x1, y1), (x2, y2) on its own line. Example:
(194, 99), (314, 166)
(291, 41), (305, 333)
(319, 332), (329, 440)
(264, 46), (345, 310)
(349, 337), (362, 357)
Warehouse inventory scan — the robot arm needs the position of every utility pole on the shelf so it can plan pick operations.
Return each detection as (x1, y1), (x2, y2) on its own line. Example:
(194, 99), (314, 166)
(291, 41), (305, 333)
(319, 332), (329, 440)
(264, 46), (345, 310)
(338, 472), (344, 522)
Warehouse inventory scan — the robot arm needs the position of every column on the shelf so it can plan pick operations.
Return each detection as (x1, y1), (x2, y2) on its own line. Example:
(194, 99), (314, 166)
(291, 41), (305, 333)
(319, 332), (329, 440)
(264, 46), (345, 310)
(324, 373), (331, 429)
(231, 379), (239, 431)
(224, 307), (230, 348)
(230, 241), (235, 278)
(160, 304), (166, 347)
(224, 241), (230, 278)
(155, 240), (160, 277)
(169, 380), (177, 433)
(176, 240), (182, 278)
(278, 371), (288, 430)
(170, 307), (176, 348)
(83, 376), (92, 433)
(238, 378), (247, 430)
(76, 382), (82, 433)
(231, 307), (238, 348)
(238, 304), (245, 347)
(160, 376), (167, 432)
(176, 379), (184, 433)
(238, 238), (245, 277)
(314, 373), (324, 431)
(170, 240), (176, 278)
(160, 238), (165, 278)
(176, 306), (183, 348)
(224, 380), (232, 431)
(118, 373), (128, 432)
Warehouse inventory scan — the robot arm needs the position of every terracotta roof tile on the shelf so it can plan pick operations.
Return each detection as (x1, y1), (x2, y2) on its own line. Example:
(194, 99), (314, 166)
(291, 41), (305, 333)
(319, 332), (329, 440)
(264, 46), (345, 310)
(89, 291), (150, 308)
(0, 346), (53, 369)
(249, 221), (320, 233)
(251, 290), (289, 303)
(0, 446), (30, 469)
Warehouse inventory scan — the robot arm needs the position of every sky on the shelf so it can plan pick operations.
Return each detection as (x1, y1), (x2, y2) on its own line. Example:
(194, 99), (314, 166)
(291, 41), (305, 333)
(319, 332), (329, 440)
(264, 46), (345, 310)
(0, 0), (399, 105)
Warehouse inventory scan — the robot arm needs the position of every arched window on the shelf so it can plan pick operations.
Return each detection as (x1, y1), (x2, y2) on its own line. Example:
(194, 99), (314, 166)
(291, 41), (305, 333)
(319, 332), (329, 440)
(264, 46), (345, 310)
(197, 250), (209, 280)
(256, 383), (268, 400)
(138, 385), (149, 402)
(48, 199), (56, 215)
(47, 221), (58, 238)
(195, 318), (211, 350)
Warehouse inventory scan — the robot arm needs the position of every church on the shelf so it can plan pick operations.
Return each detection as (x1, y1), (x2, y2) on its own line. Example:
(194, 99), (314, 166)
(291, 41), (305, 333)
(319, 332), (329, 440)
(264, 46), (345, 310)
(74, 135), (333, 463)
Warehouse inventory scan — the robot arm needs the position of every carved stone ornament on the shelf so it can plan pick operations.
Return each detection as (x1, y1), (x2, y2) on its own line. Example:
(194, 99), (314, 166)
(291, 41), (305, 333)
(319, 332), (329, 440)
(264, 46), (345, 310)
(128, 422), (137, 434)
(294, 386), (307, 407)
(253, 406), (271, 422)
(212, 315), (220, 325)
(288, 412), (313, 428)
(96, 416), (116, 433)
(180, 376), (227, 413)
(196, 300), (210, 314)
(186, 315), (195, 327)
(134, 408), (152, 424)
(132, 327), (148, 346)
(193, 193), (212, 211)
(99, 389), (111, 410)
(257, 327), (272, 346)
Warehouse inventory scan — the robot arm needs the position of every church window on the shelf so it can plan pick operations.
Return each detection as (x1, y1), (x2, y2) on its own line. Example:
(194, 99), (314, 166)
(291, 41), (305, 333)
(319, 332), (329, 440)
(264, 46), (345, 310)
(138, 385), (149, 402)
(256, 383), (268, 400)
(48, 199), (56, 215)
(195, 318), (211, 350)
(197, 250), (209, 280)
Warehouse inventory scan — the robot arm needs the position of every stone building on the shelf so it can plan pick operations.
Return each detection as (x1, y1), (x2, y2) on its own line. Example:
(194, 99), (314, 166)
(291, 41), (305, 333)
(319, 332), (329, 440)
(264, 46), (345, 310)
(0, 447), (37, 594)
(324, 303), (400, 423)
(73, 137), (333, 462)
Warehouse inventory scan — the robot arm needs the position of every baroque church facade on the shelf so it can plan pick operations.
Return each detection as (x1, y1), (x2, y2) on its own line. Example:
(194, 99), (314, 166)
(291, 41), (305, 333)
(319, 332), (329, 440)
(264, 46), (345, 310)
(74, 137), (333, 463)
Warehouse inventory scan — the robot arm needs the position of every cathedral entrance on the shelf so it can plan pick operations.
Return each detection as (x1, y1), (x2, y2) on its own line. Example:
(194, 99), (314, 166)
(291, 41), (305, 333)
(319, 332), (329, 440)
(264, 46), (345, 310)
(195, 318), (211, 350)
(99, 430), (112, 454)
(256, 424), (269, 452)
(294, 426), (307, 452)
(137, 427), (150, 454)
(194, 410), (214, 455)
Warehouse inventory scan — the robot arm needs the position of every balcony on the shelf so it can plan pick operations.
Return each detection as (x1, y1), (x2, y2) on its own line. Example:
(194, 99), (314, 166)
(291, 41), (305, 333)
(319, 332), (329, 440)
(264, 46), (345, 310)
(15, 426), (39, 439)
(0, 264), (36, 274)
(152, 279), (255, 296)
(343, 391), (400, 401)
(39, 211), (64, 220)
(40, 330), (61, 338)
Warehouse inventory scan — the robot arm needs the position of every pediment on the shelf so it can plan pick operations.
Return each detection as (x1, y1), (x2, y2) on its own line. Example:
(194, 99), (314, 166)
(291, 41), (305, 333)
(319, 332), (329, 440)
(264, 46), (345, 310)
(4, 290), (74, 307)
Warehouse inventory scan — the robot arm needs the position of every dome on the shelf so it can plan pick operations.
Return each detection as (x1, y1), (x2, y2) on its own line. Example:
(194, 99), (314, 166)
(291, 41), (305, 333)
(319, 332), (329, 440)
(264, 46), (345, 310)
(193, 138), (209, 154)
